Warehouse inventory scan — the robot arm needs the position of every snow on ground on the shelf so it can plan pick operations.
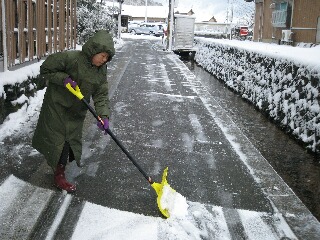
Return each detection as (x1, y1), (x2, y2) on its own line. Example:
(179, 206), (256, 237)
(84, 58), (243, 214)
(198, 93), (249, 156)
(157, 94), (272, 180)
(0, 34), (315, 239)
(0, 89), (45, 143)
(122, 32), (164, 40)
(71, 200), (233, 240)
(1, 174), (297, 239)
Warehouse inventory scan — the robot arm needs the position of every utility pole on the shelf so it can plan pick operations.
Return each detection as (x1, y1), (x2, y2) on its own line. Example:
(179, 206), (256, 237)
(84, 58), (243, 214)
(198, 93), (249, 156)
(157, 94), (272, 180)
(166, 0), (174, 51)
(117, 0), (124, 39)
(1, 0), (7, 71)
(230, 1), (233, 40)
(226, 0), (229, 23)
(226, 0), (233, 40)
(145, 0), (147, 22)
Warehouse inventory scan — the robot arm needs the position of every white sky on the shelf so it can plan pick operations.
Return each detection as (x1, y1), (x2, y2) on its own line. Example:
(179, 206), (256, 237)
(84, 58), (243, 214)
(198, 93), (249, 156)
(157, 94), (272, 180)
(0, 34), (319, 238)
(109, 0), (254, 23)
(155, 0), (246, 22)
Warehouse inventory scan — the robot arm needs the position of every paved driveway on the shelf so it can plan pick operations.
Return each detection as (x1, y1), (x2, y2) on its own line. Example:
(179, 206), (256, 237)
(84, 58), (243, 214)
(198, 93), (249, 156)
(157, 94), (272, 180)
(0, 37), (319, 239)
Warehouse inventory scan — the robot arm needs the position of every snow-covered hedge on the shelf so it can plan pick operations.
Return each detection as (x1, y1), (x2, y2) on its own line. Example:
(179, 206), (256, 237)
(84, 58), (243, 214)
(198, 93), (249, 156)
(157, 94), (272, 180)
(0, 77), (39, 124)
(0, 62), (43, 124)
(194, 38), (320, 154)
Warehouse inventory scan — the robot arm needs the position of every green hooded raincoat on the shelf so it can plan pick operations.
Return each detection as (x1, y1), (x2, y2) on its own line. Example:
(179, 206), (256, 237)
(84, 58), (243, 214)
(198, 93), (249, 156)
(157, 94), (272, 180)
(32, 30), (115, 169)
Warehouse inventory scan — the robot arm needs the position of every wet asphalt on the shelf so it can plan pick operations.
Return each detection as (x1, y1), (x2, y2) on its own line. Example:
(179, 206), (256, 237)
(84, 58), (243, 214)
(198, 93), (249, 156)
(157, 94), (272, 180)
(69, 38), (270, 216)
(184, 59), (320, 223)
(0, 37), (319, 238)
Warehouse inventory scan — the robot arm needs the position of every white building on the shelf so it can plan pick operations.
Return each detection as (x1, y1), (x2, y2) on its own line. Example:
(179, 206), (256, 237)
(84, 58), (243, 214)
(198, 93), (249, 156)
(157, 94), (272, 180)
(122, 5), (168, 22)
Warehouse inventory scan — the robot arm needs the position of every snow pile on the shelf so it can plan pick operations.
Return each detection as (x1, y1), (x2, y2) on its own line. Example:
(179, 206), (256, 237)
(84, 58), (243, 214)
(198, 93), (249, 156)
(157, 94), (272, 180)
(0, 89), (45, 143)
(0, 62), (43, 99)
(10, 94), (29, 106)
(72, 201), (232, 240)
(160, 185), (189, 218)
(194, 38), (320, 153)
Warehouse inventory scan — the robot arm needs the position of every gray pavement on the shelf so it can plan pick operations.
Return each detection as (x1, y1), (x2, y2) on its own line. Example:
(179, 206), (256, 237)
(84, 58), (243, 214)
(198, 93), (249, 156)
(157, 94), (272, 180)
(0, 37), (320, 239)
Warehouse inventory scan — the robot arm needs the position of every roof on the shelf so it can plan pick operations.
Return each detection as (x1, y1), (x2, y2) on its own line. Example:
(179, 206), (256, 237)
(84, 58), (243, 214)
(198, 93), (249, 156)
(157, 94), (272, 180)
(174, 7), (194, 15)
(122, 5), (168, 18)
(104, 3), (217, 22)
(174, 14), (196, 19)
(102, 1), (168, 18)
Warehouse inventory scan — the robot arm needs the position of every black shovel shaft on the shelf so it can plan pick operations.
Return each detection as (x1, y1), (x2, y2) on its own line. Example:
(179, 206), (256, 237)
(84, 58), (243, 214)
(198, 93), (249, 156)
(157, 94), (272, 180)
(105, 128), (153, 184)
(81, 98), (153, 184)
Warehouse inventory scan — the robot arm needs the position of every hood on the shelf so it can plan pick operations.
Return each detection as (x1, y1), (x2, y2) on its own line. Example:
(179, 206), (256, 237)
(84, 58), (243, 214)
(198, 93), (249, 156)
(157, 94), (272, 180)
(82, 30), (115, 62)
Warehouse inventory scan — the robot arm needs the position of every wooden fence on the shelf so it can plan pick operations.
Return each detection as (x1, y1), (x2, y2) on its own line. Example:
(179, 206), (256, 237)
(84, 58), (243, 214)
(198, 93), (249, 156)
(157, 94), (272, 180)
(0, 0), (77, 72)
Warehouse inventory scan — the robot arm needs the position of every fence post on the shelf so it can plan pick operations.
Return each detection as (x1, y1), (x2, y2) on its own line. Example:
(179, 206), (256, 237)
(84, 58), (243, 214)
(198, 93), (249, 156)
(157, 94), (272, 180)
(1, 0), (8, 72)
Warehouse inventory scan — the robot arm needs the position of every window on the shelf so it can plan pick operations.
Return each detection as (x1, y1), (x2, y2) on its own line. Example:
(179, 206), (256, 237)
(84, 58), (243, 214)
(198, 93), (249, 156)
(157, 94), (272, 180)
(277, 2), (288, 11)
(272, 2), (288, 27)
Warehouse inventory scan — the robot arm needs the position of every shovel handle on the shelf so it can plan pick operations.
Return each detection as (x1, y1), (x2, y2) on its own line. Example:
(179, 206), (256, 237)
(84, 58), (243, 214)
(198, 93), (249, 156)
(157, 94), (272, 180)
(106, 127), (153, 184)
(80, 98), (153, 184)
(66, 84), (154, 184)
(66, 84), (84, 100)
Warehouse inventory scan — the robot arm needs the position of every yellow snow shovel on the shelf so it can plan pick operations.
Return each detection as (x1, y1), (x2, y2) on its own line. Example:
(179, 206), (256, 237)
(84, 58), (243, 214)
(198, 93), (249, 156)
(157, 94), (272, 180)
(66, 84), (174, 218)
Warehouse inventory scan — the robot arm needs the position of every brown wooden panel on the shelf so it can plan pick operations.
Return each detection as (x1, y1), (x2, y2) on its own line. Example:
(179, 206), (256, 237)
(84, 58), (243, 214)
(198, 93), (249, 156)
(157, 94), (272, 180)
(53, 0), (57, 52)
(28, 0), (34, 60)
(47, 0), (53, 54)
(59, 0), (65, 51)
(73, 0), (77, 48)
(1, 0), (76, 70)
(293, 0), (320, 28)
(66, 0), (70, 49)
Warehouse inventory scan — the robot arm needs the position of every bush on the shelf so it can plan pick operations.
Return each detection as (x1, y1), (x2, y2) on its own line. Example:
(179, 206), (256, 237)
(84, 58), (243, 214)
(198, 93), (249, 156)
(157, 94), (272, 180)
(77, 0), (117, 44)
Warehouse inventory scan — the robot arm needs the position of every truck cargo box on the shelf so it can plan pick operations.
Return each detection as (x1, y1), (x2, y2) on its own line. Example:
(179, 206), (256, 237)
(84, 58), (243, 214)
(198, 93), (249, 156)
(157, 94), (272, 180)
(173, 14), (196, 53)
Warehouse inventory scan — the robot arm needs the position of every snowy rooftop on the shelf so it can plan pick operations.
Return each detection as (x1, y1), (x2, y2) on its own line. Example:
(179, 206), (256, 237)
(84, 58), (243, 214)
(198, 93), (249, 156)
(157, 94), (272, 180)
(122, 5), (168, 18)
(105, 2), (214, 22)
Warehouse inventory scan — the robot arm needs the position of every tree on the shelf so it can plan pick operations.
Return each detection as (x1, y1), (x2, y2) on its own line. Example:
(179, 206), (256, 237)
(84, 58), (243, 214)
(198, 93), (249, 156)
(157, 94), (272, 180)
(232, 0), (255, 27)
(77, 0), (117, 44)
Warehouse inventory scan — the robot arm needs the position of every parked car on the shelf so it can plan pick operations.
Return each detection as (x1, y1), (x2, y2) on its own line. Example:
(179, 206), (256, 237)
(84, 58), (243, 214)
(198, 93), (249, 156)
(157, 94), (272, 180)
(232, 25), (251, 40)
(129, 22), (165, 37)
(153, 23), (166, 37)
(128, 21), (141, 29)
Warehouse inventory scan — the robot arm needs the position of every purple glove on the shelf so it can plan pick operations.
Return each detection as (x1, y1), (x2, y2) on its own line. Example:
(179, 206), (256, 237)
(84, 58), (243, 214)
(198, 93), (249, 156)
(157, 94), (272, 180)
(64, 77), (77, 89)
(97, 118), (109, 131)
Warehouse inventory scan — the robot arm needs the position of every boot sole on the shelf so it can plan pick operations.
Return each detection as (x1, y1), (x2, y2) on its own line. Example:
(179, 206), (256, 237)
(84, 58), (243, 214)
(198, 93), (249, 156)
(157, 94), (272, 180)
(54, 184), (76, 193)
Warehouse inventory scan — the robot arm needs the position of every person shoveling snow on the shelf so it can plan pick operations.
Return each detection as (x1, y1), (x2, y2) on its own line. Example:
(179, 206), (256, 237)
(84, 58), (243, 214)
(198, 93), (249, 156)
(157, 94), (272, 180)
(32, 30), (115, 193)
(66, 83), (187, 218)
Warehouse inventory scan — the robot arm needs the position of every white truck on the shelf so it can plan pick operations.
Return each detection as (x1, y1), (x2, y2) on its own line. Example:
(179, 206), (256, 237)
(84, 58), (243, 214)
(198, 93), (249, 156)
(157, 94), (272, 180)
(172, 14), (196, 53)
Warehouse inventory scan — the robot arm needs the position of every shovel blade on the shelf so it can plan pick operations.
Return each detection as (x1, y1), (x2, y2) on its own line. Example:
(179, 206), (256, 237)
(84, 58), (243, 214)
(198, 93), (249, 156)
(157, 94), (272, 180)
(151, 167), (175, 218)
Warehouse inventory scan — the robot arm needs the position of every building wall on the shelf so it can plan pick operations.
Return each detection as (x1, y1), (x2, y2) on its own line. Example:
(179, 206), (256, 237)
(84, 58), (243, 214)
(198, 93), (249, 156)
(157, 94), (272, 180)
(130, 17), (166, 22)
(291, 0), (320, 43)
(0, 0), (77, 72)
(254, 0), (274, 42)
(253, 0), (320, 45)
